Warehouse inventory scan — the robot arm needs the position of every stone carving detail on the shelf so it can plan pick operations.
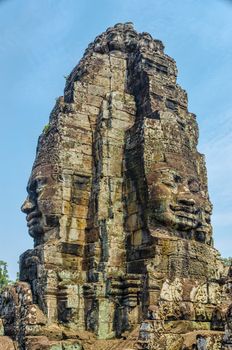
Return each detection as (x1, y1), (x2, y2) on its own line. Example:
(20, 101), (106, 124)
(0, 23), (231, 350)
(160, 278), (183, 302)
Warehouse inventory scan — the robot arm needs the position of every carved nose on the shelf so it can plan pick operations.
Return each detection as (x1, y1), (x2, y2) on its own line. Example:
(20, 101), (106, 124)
(178, 197), (195, 206)
(21, 198), (35, 214)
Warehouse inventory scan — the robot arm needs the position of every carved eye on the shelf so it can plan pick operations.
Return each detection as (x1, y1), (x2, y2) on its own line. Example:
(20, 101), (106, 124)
(35, 183), (43, 195)
(35, 178), (47, 195)
(188, 179), (200, 193)
(162, 180), (175, 188)
(27, 180), (36, 194)
(161, 172), (181, 188)
(174, 174), (182, 183)
(27, 178), (46, 197)
(162, 177), (176, 188)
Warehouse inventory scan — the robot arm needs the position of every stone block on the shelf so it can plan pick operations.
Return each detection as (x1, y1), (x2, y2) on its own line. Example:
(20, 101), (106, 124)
(62, 340), (82, 350)
(0, 336), (16, 350)
(0, 318), (4, 336)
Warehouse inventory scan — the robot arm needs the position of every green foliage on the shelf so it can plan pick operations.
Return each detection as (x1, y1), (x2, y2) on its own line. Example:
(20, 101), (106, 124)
(43, 124), (50, 134)
(221, 257), (232, 266)
(16, 272), (19, 282)
(0, 260), (10, 291)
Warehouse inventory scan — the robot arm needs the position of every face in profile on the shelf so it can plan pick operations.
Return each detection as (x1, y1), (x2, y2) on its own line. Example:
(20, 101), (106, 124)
(21, 164), (61, 242)
(148, 163), (212, 243)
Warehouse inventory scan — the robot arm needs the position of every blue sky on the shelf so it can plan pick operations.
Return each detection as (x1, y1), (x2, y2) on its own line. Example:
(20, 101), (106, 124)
(0, 0), (231, 279)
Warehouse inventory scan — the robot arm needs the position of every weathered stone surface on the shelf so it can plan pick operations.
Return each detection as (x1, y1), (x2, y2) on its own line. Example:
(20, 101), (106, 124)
(0, 318), (4, 336)
(0, 22), (231, 350)
(0, 336), (15, 350)
(24, 337), (83, 350)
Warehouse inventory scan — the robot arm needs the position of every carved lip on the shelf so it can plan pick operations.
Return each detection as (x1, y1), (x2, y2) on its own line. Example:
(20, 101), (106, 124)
(26, 211), (41, 227)
(170, 204), (198, 216)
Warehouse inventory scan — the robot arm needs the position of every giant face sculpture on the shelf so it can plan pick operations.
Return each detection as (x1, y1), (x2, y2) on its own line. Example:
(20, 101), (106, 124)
(21, 129), (62, 245)
(21, 164), (61, 241)
(148, 160), (212, 244)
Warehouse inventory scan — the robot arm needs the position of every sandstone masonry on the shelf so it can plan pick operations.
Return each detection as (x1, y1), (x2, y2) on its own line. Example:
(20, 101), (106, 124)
(0, 23), (231, 350)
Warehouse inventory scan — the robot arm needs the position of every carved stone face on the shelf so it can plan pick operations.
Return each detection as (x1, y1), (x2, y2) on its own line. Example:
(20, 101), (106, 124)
(21, 164), (61, 241)
(107, 30), (124, 51)
(125, 30), (138, 50)
(148, 163), (212, 242)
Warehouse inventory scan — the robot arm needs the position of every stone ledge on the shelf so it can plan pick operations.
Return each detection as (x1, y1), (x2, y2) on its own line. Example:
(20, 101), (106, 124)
(25, 336), (83, 350)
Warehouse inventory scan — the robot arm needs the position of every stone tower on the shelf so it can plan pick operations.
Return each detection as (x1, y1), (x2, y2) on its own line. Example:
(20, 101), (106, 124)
(0, 23), (231, 350)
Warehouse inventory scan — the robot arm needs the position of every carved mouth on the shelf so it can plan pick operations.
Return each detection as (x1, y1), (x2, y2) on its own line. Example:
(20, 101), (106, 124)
(169, 204), (198, 220)
(26, 211), (42, 228)
(169, 205), (199, 228)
